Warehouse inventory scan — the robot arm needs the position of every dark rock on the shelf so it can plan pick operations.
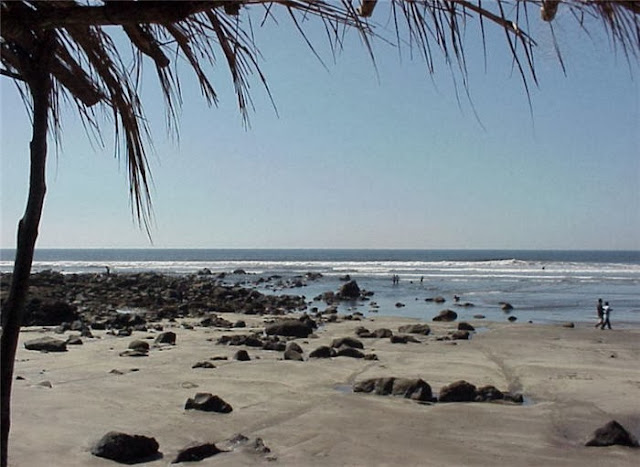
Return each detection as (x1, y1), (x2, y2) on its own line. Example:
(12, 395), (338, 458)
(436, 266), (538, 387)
(24, 337), (67, 352)
(500, 302), (514, 311)
(336, 347), (365, 358)
(331, 337), (364, 349)
(374, 328), (393, 338)
(309, 345), (336, 359)
(155, 331), (176, 345)
(119, 350), (148, 357)
(354, 377), (433, 402)
(339, 274), (351, 282)
(23, 300), (79, 327)
(434, 296), (446, 303)
(562, 322), (575, 328)
(475, 385), (505, 402)
(265, 320), (312, 338)
(286, 342), (303, 354)
(473, 314), (486, 319)
(433, 309), (457, 322)
(66, 336), (83, 345)
(337, 280), (361, 299)
(438, 380), (477, 402)
(173, 442), (223, 463)
(233, 269), (247, 275)
(185, 393), (232, 413)
(457, 322), (475, 332)
(128, 340), (150, 352)
(395, 302), (405, 308)
(233, 320), (246, 328)
(451, 330), (470, 340)
(585, 420), (639, 447)
(284, 349), (304, 361)
(91, 431), (160, 463)
(508, 316), (518, 322)
(192, 361), (216, 369)
(234, 350), (251, 361)
(398, 323), (431, 335)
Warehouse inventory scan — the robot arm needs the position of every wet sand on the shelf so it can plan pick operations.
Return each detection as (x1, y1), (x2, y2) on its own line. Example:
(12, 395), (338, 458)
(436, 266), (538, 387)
(8, 315), (640, 466)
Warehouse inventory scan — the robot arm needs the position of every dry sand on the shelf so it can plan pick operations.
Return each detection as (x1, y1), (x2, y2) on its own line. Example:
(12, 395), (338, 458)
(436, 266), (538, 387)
(8, 315), (640, 466)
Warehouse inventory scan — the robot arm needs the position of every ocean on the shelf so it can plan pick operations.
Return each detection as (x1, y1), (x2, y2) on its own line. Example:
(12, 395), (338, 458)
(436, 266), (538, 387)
(1, 249), (639, 327)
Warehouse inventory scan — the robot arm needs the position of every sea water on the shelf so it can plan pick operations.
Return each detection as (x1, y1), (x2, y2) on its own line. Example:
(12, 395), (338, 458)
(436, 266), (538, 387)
(1, 249), (638, 327)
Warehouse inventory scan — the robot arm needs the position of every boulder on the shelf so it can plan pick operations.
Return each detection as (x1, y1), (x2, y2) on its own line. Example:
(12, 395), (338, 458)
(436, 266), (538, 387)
(585, 420), (639, 447)
(457, 322), (475, 332)
(398, 323), (431, 335)
(374, 328), (393, 338)
(286, 342), (303, 354)
(500, 302), (514, 311)
(155, 331), (176, 345)
(337, 280), (361, 299)
(283, 349), (304, 361)
(128, 340), (150, 352)
(234, 350), (251, 361)
(335, 347), (365, 359)
(438, 380), (477, 402)
(265, 320), (312, 338)
(173, 442), (223, 463)
(331, 337), (364, 349)
(475, 385), (505, 402)
(451, 330), (470, 340)
(185, 393), (233, 413)
(309, 345), (336, 359)
(24, 337), (67, 352)
(433, 309), (457, 322)
(66, 336), (83, 345)
(91, 431), (160, 463)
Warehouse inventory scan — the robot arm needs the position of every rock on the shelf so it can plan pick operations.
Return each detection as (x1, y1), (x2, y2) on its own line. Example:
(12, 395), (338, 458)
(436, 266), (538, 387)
(173, 442), (223, 463)
(265, 320), (312, 338)
(66, 336), (83, 345)
(398, 323), (431, 335)
(336, 347), (365, 358)
(438, 380), (477, 402)
(337, 280), (361, 299)
(475, 385), (505, 402)
(185, 393), (233, 413)
(433, 309), (457, 322)
(331, 337), (364, 349)
(395, 302), (405, 308)
(390, 334), (419, 344)
(128, 340), (150, 352)
(23, 300), (79, 326)
(284, 349), (304, 361)
(91, 431), (160, 463)
(500, 302), (514, 311)
(434, 296), (446, 303)
(457, 322), (475, 331)
(309, 345), (336, 359)
(286, 342), (303, 354)
(233, 320), (246, 328)
(374, 328), (393, 338)
(119, 350), (148, 357)
(155, 331), (176, 345)
(562, 322), (575, 328)
(233, 269), (247, 275)
(234, 350), (251, 361)
(24, 337), (67, 352)
(192, 361), (215, 369)
(473, 314), (486, 319)
(354, 377), (433, 402)
(508, 316), (517, 322)
(585, 420), (639, 447)
(451, 330), (470, 340)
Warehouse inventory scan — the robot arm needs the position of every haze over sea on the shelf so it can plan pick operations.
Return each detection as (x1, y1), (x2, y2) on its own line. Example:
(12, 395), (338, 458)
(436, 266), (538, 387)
(2, 249), (639, 327)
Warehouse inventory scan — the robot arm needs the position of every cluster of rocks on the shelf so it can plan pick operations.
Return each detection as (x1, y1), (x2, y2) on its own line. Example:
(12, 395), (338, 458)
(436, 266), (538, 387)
(314, 280), (374, 304)
(1, 270), (308, 329)
(91, 430), (273, 464)
(354, 378), (523, 404)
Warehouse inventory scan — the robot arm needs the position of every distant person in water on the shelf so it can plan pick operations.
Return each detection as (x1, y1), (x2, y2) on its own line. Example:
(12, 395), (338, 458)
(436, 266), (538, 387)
(595, 298), (604, 328)
(600, 301), (612, 330)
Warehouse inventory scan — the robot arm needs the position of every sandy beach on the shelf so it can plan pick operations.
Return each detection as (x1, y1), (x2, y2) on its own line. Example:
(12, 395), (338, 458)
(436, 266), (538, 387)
(7, 312), (640, 466)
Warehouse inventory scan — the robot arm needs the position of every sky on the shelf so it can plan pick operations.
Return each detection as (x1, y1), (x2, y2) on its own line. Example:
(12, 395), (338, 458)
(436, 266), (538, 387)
(1, 3), (639, 250)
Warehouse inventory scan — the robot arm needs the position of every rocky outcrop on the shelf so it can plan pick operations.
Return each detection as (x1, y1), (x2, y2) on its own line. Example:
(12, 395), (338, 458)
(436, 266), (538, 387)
(438, 380), (477, 402)
(354, 377), (433, 402)
(265, 319), (313, 338)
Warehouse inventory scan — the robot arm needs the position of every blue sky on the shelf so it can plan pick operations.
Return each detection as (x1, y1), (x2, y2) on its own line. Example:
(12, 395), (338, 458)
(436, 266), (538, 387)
(1, 4), (639, 250)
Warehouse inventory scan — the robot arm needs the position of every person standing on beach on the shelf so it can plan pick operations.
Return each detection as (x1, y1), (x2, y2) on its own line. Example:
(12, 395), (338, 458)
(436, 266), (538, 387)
(595, 298), (604, 328)
(600, 302), (612, 330)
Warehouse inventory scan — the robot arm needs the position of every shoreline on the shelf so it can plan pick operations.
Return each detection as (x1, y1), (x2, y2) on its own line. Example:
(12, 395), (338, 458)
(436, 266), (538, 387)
(8, 312), (640, 466)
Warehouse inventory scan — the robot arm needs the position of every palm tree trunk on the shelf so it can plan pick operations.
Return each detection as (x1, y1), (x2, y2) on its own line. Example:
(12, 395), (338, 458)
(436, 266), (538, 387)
(0, 42), (52, 467)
